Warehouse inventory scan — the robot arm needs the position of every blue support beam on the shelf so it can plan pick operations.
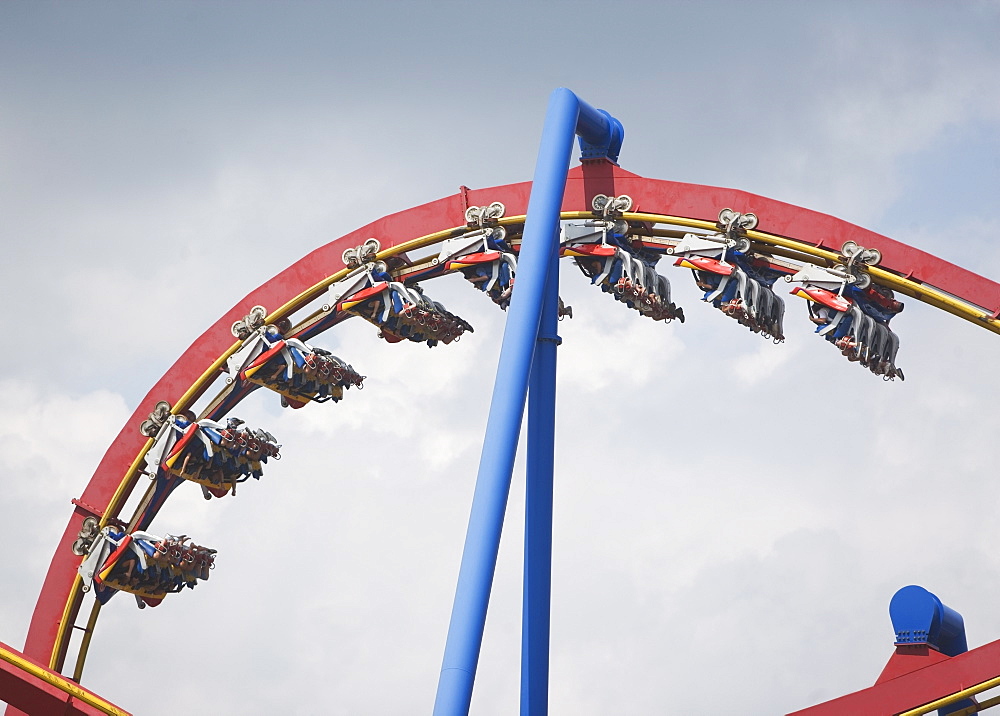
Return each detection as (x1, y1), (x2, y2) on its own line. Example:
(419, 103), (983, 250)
(433, 88), (623, 716)
(521, 241), (560, 716)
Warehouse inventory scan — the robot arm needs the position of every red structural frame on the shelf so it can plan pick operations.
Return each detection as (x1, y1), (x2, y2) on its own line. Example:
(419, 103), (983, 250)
(15, 162), (1000, 714)
(1, 641), (130, 716)
(789, 640), (1000, 714)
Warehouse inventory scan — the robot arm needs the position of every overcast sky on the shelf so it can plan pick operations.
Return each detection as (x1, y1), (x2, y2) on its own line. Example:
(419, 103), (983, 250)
(2, 2), (1000, 714)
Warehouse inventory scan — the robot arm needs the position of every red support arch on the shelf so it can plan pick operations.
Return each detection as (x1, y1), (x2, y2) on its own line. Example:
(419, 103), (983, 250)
(18, 162), (1000, 712)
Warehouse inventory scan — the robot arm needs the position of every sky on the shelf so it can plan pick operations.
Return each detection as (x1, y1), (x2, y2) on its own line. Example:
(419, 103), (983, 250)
(2, 1), (1000, 714)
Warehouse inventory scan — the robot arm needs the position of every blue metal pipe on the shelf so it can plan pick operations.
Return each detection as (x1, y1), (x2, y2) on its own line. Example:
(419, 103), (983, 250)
(521, 240), (560, 716)
(434, 88), (622, 716)
(575, 100), (624, 163)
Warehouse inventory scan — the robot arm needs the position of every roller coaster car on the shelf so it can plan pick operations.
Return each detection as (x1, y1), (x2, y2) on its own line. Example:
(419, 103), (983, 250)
(436, 228), (517, 309)
(78, 528), (216, 608)
(669, 220), (788, 342)
(144, 414), (281, 498)
(226, 325), (364, 409)
(788, 263), (905, 380)
(325, 262), (474, 347)
(562, 221), (683, 323)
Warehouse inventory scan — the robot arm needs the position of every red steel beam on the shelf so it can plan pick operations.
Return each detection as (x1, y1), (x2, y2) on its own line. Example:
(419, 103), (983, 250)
(788, 639), (1000, 715)
(0, 641), (130, 716)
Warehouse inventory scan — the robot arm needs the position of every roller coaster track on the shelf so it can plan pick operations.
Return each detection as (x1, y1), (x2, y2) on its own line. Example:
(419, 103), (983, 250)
(13, 159), (1000, 715)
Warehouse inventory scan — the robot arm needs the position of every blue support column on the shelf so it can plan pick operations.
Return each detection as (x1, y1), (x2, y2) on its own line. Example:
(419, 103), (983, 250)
(434, 88), (623, 716)
(521, 239), (560, 716)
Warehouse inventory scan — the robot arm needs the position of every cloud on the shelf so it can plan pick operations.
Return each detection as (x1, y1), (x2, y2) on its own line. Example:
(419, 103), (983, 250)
(0, 381), (130, 647)
(3, 3), (1000, 714)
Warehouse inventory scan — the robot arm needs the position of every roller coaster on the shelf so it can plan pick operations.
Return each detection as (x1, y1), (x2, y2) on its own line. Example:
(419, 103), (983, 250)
(4, 89), (1000, 715)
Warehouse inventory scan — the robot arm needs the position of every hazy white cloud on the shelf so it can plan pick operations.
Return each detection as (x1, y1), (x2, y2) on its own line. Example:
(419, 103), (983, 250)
(3, 2), (1000, 715)
(0, 381), (130, 648)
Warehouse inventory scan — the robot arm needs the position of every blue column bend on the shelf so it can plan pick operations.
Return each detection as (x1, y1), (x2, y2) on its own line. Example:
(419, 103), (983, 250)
(433, 88), (623, 716)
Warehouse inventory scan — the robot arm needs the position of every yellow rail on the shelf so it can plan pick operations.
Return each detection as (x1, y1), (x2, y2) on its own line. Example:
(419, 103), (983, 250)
(898, 675), (1000, 715)
(72, 600), (102, 682)
(950, 692), (1000, 715)
(0, 643), (129, 715)
(59, 208), (1000, 677)
(624, 212), (1000, 335)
